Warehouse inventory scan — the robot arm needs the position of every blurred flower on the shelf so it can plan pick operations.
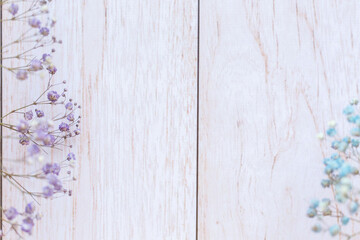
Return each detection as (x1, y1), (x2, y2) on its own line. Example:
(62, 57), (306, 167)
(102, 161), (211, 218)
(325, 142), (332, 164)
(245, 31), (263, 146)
(16, 70), (28, 80)
(21, 217), (34, 234)
(4, 207), (18, 220)
(47, 91), (60, 102)
(9, 3), (19, 16)
(28, 18), (41, 28)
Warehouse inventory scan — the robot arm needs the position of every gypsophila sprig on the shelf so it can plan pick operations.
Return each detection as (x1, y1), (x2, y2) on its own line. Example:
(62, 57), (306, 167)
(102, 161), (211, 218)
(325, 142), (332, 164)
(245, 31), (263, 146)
(2, 0), (61, 81)
(308, 99), (360, 239)
(0, 0), (81, 238)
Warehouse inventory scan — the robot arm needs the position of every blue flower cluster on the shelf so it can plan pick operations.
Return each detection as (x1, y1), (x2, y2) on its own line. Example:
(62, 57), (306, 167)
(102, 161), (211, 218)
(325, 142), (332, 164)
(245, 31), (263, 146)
(308, 100), (360, 238)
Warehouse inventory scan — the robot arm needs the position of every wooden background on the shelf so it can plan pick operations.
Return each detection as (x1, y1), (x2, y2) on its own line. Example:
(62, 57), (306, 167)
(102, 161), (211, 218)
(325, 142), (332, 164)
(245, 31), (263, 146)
(3, 0), (360, 239)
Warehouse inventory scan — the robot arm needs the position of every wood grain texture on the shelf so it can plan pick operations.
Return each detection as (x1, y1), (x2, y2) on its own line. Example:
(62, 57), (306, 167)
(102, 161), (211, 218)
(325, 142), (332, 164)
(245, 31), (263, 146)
(3, 0), (198, 239)
(198, 0), (360, 239)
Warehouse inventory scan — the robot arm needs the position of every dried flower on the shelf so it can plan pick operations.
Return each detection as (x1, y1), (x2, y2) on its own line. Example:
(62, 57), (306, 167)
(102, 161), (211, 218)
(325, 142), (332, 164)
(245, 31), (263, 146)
(25, 202), (35, 215)
(39, 27), (50, 36)
(16, 70), (28, 80)
(35, 109), (45, 118)
(24, 110), (33, 120)
(43, 186), (54, 198)
(28, 18), (41, 28)
(5, 207), (18, 220)
(9, 3), (19, 16)
(59, 122), (69, 132)
(65, 102), (73, 110)
(21, 217), (34, 234)
(47, 90), (60, 102)
(29, 59), (43, 71)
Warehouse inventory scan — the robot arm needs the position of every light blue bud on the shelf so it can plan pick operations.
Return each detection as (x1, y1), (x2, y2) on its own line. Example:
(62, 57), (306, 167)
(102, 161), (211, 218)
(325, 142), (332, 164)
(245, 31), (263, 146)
(352, 139), (360, 147)
(341, 216), (350, 225)
(329, 225), (340, 236)
(351, 127), (360, 137)
(327, 128), (337, 137)
(321, 179), (331, 188)
(350, 202), (359, 214)
(307, 208), (317, 218)
(343, 105), (354, 115)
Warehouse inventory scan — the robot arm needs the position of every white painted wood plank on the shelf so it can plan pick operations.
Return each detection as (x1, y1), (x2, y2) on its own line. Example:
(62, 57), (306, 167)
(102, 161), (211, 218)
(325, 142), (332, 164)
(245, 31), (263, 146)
(199, 0), (360, 239)
(3, 0), (198, 239)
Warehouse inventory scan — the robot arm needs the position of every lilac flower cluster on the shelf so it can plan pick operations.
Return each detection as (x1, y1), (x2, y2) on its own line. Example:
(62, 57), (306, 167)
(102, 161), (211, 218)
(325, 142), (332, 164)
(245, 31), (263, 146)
(3, 0), (61, 81)
(3, 203), (41, 235)
(1, 1), (80, 238)
(2, 80), (80, 237)
(308, 100), (360, 238)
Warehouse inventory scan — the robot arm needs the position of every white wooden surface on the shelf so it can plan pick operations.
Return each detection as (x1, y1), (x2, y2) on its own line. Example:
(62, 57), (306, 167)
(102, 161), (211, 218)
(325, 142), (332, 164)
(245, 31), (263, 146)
(3, 0), (198, 239)
(3, 0), (360, 239)
(198, 0), (360, 239)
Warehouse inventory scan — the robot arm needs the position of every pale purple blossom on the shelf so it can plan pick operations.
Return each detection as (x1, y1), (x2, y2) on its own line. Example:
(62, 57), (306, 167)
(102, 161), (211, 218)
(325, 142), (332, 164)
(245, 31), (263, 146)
(42, 186), (53, 198)
(39, 27), (49, 36)
(47, 91), (60, 102)
(21, 217), (34, 234)
(5, 207), (18, 220)
(47, 174), (62, 190)
(42, 134), (55, 146)
(9, 4), (19, 16)
(28, 144), (40, 156)
(35, 109), (44, 118)
(65, 102), (73, 110)
(28, 18), (41, 28)
(17, 120), (29, 133)
(19, 134), (30, 146)
(25, 202), (35, 215)
(29, 59), (43, 71)
(24, 110), (33, 120)
(67, 152), (76, 161)
(67, 113), (75, 121)
(59, 122), (69, 132)
(47, 64), (57, 74)
(16, 70), (28, 80)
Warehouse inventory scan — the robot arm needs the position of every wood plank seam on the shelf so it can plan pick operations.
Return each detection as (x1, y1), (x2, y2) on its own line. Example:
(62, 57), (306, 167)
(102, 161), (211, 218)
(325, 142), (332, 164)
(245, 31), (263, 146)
(196, 0), (200, 240)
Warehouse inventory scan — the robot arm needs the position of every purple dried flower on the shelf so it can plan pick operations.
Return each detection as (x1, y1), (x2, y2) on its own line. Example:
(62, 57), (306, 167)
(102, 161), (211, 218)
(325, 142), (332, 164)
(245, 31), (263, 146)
(21, 217), (34, 234)
(47, 90), (60, 102)
(35, 109), (44, 118)
(74, 128), (81, 135)
(17, 120), (29, 133)
(28, 144), (40, 156)
(43, 186), (53, 198)
(24, 110), (33, 120)
(29, 59), (43, 71)
(9, 4), (19, 16)
(5, 207), (18, 220)
(42, 53), (51, 62)
(59, 122), (69, 132)
(67, 113), (75, 121)
(47, 174), (62, 190)
(28, 18), (41, 28)
(65, 102), (73, 110)
(39, 27), (49, 36)
(25, 202), (35, 215)
(42, 163), (61, 175)
(47, 64), (57, 74)
(67, 152), (76, 161)
(19, 134), (30, 146)
(42, 163), (52, 175)
(43, 134), (55, 146)
(16, 70), (28, 80)
(51, 163), (61, 175)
